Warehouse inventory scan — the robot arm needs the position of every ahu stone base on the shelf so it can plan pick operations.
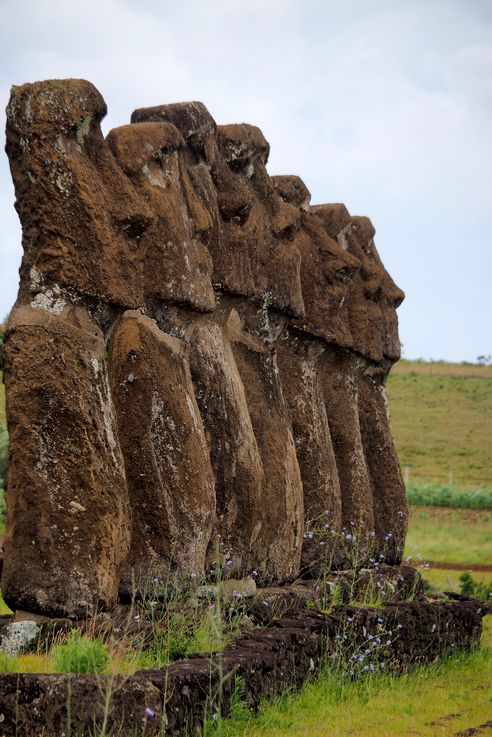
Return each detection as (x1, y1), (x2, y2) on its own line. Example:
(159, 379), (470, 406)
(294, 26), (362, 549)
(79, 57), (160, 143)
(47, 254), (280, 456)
(0, 600), (485, 737)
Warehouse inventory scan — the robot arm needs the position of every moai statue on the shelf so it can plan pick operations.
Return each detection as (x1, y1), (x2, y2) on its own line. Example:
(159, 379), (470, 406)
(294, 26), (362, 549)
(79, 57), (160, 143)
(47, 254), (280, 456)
(313, 205), (407, 564)
(2, 81), (217, 613)
(2, 78), (407, 618)
(131, 105), (306, 583)
(1, 79), (150, 617)
(271, 176), (361, 573)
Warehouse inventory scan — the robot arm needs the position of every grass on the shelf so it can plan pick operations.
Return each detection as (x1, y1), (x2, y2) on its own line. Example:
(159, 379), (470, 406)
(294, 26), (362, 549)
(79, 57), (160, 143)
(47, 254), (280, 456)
(404, 506), (492, 565)
(204, 617), (492, 737)
(407, 480), (492, 509)
(387, 359), (492, 487)
(421, 567), (492, 595)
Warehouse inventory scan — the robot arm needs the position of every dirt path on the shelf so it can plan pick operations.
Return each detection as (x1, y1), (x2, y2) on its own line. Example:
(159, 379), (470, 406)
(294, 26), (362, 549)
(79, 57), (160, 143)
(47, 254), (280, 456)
(411, 560), (492, 573)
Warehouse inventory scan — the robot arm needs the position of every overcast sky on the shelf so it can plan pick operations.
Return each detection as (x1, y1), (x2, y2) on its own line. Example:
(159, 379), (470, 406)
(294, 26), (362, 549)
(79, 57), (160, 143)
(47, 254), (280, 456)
(0, 0), (490, 362)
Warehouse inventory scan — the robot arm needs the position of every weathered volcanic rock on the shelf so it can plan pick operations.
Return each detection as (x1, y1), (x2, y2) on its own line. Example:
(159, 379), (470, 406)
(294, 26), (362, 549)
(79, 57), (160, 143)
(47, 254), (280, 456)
(108, 310), (215, 595)
(314, 204), (408, 559)
(226, 305), (304, 584)
(358, 364), (407, 563)
(3, 79), (407, 611)
(272, 177), (360, 346)
(5, 79), (153, 309)
(216, 124), (305, 317)
(319, 346), (375, 565)
(276, 330), (342, 574)
(1, 305), (130, 617)
(106, 122), (215, 312)
(188, 316), (264, 576)
(0, 673), (163, 736)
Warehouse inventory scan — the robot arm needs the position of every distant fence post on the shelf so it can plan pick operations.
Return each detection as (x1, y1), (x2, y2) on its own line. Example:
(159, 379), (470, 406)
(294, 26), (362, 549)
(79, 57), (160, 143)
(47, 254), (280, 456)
(404, 466), (410, 484)
(448, 470), (453, 485)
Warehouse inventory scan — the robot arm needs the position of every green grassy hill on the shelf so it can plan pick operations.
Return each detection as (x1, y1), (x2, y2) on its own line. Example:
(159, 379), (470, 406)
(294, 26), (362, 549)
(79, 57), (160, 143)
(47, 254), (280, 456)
(387, 359), (492, 487)
(1, 355), (491, 489)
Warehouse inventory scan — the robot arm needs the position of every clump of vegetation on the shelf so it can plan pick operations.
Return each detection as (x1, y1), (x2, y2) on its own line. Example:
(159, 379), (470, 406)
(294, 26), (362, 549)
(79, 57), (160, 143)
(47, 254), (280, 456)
(51, 629), (110, 674)
(459, 571), (492, 601)
(406, 481), (492, 509)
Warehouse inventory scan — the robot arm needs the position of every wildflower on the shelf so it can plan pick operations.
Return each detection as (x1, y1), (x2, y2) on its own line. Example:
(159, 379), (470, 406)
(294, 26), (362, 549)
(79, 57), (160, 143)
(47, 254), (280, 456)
(386, 640), (392, 645)
(307, 532), (314, 540)
(324, 523), (331, 529)
(319, 541), (326, 546)
(368, 634), (373, 640)
(380, 662), (385, 668)
(145, 707), (156, 718)
(153, 577), (160, 584)
(365, 648), (371, 654)
(347, 617), (353, 623)
(190, 572), (197, 578)
(370, 531), (376, 537)
(397, 624), (403, 629)
(252, 569), (258, 577)
(364, 665), (369, 671)
(370, 663), (375, 671)
(350, 521), (355, 527)
(397, 510), (404, 518)
(358, 655), (365, 662)
(405, 556), (412, 562)
(377, 617), (384, 623)
(226, 559), (233, 566)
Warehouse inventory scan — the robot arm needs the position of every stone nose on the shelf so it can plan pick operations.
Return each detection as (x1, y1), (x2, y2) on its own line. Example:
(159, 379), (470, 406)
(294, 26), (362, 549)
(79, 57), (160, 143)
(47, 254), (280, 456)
(385, 276), (405, 308)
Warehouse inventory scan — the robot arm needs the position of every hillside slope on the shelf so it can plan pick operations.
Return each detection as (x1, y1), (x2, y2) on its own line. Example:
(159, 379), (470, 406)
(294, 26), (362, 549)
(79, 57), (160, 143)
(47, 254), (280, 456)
(387, 360), (492, 487)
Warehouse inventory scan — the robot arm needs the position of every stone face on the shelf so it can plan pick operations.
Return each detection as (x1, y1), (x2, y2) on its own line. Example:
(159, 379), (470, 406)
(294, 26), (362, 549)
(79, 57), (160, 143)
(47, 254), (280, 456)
(6, 79), (153, 310)
(108, 310), (215, 594)
(106, 123), (215, 312)
(2, 305), (130, 617)
(2, 79), (406, 615)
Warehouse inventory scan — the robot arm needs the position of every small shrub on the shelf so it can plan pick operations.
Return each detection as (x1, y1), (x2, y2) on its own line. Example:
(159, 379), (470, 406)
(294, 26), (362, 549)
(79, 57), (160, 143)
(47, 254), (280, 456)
(459, 571), (492, 601)
(52, 629), (110, 674)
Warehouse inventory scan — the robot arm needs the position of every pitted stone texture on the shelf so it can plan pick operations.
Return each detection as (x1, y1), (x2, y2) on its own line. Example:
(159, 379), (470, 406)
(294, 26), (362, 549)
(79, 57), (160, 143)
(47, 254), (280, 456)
(358, 364), (408, 563)
(0, 673), (163, 737)
(6, 79), (153, 309)
(188, 317), (264, 577)
(107, 123), (215, 312)
(216, 124), (305, 317)
(272, 177), (360, 346)
(1, 305), (129, 618)
(3, 80), (407, 614)
(319, 347), (375, 565)
(108, 310), (215, 596)
(276, 330), (342, 574)
(0, 620), (40, 656)
(227, 307), (304, 584)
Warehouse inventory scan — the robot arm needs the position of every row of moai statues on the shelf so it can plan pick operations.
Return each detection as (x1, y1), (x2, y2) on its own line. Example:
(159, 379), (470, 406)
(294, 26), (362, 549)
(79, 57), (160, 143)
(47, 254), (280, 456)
(1, 79), (407, 618)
